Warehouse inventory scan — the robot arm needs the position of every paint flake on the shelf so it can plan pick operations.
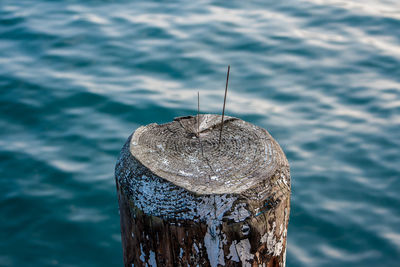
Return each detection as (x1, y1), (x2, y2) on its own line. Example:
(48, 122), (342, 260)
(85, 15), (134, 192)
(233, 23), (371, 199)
(148, 250), (157, 267)
(235, 239), (253, 266)
(228, 241), (240, 262)
(139, 243), (145, 262)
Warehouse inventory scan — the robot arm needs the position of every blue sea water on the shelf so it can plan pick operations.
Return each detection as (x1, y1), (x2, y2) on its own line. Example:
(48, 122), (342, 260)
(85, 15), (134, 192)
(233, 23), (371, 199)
(1, 0), (399, 266)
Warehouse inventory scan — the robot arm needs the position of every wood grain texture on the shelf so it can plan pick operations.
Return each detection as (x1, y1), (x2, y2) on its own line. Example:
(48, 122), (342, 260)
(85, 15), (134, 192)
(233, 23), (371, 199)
(115, 114), (291, 267)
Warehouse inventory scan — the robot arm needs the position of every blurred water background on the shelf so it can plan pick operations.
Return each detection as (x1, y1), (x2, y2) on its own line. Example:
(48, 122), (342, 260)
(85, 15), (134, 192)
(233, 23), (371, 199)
(1, 0), (400, 266)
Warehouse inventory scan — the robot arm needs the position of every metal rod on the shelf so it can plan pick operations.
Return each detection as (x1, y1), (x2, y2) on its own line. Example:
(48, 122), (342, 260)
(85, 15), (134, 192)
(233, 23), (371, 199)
(197, 91), (200, 137)
(197, 91), (204, 157)
(219, 65), (230, 144)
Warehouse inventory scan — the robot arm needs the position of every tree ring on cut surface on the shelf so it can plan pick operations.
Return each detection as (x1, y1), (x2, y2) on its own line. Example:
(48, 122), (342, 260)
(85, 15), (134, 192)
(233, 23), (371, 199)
(130, 114), (289, 195)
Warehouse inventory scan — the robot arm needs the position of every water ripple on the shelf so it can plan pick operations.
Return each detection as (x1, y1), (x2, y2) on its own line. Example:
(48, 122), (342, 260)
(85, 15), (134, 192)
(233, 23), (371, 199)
(1, 0), (400, 266)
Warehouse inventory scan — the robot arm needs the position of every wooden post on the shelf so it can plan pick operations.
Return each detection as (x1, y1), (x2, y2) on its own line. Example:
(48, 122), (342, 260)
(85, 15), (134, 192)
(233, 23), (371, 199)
(115, 114), (291, 267)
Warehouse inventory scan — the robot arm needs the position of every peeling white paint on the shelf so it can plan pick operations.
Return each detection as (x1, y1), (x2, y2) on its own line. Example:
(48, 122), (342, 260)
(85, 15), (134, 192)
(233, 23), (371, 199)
(261, 232), (268, 243)
(193, 242), (199, 253)
(204, 223), (221, 267)
(205, 223), (226, 266)
(261, 221), (286, 257)
(139, 243), (145, 263)
(179, 248), (184, 259)
(226, 203), (251, 222)
(201, 195), (240, 267)
(227, 241), (240, 262)
(236, 239), (254, 267)
(148, 250), (157, 267)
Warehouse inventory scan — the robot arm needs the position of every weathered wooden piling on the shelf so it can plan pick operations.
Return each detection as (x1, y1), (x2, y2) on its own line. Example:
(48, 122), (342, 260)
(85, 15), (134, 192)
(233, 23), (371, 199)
(115, 114), (291, 267)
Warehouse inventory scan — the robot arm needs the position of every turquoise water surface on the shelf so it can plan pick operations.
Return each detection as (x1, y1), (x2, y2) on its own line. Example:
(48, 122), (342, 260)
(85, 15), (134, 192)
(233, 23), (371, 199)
(1, 0), (400, 266)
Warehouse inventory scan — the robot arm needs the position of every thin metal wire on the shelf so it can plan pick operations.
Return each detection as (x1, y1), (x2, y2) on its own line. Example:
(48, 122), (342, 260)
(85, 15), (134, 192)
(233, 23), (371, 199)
(219, 65), (230, 145)
(197, 91), (200, 137)
(197, 91), (204, 157)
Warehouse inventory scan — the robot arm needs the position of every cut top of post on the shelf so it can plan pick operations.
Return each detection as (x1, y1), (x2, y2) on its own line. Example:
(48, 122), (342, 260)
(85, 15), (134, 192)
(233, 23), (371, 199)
(130, 114), (288, 195)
